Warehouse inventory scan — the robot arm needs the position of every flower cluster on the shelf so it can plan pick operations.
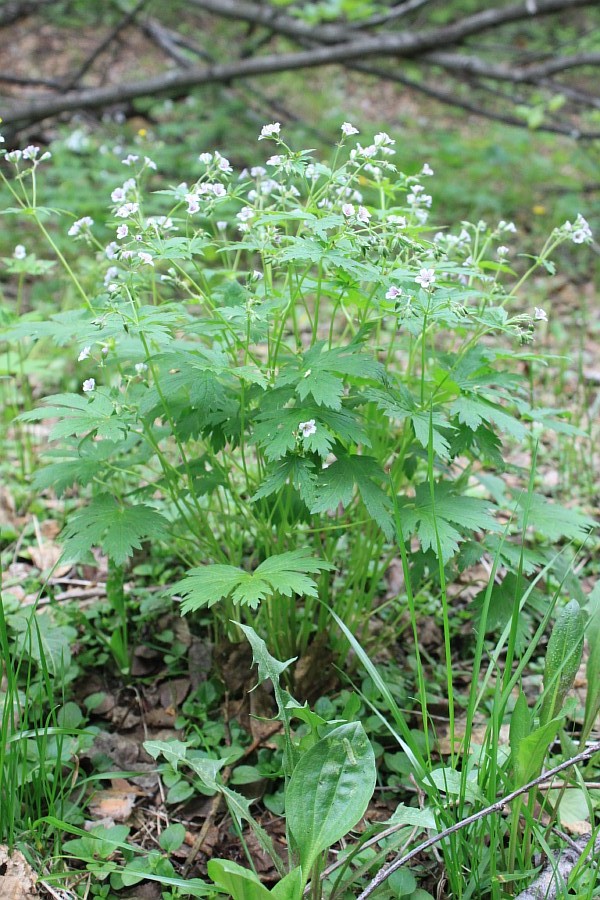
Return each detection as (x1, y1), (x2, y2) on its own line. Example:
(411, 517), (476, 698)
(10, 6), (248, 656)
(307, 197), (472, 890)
(561, 214), (593, 244)
(68, 216), (94, 237)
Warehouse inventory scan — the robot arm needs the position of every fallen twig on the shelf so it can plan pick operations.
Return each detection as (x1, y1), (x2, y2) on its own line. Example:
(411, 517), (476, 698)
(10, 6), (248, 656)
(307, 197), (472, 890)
(357, 741), (600, 900)
(514, 833), (600, 899)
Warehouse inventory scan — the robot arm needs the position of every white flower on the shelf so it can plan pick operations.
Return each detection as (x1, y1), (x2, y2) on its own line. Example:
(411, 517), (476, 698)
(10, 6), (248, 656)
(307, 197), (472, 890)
(421, 163), (434, 176)
(497, 245), (510, 258)
(498, 220), (517, 233)
(104, 266), (119, 285)
(258, 122), (281, 140)
(107, 283), (119, 293)
(252, 270), (263, 280)
(237, 206), (254, 222)
(138, 251), (154, 266)
(122, 154), (139, 166)
(415, 268), (436, 289)
(209, 182), (226, 198)
(198, 152), (213, 164)
(342, 203), (355, 217)
(187, 196), (200, 214)
(298, 419), (317, 438)
(78, 346), (91, 361)
(363, 164), (382, 178)
(144, 156), (157, 170)
(266, 155), (283, 166)
(214, 151), (232, 173)
(387, 215), (407, 227)
(116, 224), (129, 239)
(374, 131), (395, 146)
(22, 145), (39, 160)
(5, 150), (22, 163)
(82, 378), (95, 393)
(135, 362), (148, 374)
(147, 215), (174, 231)
(250, 166), (266, 178)
(570, 214), (592, 243)
(355, 143), (377, 158)
(341, 122), (359, 136)
(357, 206), (371, 223)
(216, 220), (227, 231)
(115, 202), (139, 218)
(534, 307), (548, 322)
(13, 244), (26, 259)
(68, 216), (94, 236)
(105, 241), (119, 259)
(111, 186), (126, 203)
(385, 285), (402, 300)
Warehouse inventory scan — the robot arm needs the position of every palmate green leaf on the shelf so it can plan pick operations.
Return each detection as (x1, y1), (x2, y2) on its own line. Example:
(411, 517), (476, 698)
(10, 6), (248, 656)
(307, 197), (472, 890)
(19, 391), (128, 442)
(310, 451), (394, 538)
(518, 493), (593, 543)
(398, 481), (498, 562)
(368, 386), (453, 460)
(278, 237), (378, 280)
(278, 341), (384, 410)
(4, 308), (92, 345)
(61, 495), (169, 566)
(253, 402), (369, 461)
(450, 394), (527, 440)
(33, 457), (99, 495)
(175, 550), (332, 613)
(252, 456), (317, 507)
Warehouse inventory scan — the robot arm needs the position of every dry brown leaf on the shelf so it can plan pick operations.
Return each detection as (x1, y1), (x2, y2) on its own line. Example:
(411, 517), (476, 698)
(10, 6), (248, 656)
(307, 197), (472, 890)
(437, 717), (510, 755)
(159, 678), (190, 712)
(0, 846), (38, 899)
(89, 778), (142, 822)
(39, 519), (61, 540)
(28, 540), (66, 575)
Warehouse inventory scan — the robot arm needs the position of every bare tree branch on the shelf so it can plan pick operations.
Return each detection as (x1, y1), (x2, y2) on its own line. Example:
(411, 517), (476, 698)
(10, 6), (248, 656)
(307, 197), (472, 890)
(1, 0), (598, 138)
(0, 73), (63, 89)
(345, 0), (433, 30)
(0, 0), (56, 28)
(188, 0), (597, 52)
(61, 0), (150, 91)
(423, 50), (600, 84)
(140, 19), (197, 68)
(353, 61), (600, 138)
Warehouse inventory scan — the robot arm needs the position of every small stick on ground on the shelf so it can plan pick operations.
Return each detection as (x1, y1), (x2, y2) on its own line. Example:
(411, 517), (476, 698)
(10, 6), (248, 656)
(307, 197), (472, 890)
(514, 833), (600, 899)
(357, 741), (600, 900)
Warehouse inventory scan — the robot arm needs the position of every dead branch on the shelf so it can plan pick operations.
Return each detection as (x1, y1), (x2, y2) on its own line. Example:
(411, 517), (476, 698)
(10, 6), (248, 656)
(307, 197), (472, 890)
(514, 833), (600, 900)
(355, 741), (600, 900)
(0, 0), (56, 28)
(62, 0), (149, 91)
(1, 0), (598, 138)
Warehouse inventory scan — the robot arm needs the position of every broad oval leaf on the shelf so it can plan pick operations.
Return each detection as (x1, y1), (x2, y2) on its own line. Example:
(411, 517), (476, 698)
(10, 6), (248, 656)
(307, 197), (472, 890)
(208, 859), (272, 900)
(541, 599), (585, 726)
(286, 722), (376, 875)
